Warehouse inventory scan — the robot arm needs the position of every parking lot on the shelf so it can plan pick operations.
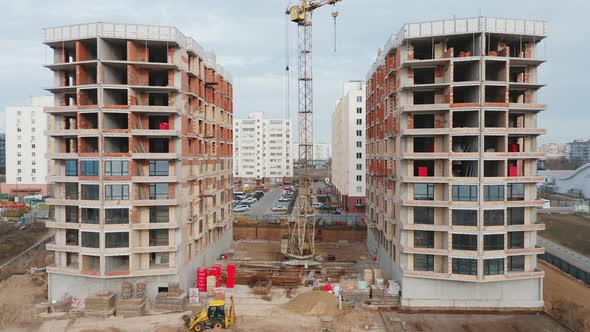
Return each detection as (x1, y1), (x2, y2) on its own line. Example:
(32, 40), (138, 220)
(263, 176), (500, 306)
(234, 186), (293, 219)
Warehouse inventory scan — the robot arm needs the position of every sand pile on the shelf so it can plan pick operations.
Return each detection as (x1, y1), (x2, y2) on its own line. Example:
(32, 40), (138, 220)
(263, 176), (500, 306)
(282, 290), (339, 316)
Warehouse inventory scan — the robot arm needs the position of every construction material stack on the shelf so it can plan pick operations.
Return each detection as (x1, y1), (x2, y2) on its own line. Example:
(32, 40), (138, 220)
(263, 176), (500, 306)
(154, 281), (188, 312)
(84, 290), (116, 318)
(116, 281), (147, 317)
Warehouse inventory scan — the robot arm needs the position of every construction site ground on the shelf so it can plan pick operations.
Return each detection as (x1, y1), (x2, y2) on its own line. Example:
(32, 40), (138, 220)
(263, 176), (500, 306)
(0, 240), (573, 331)
(538, 213), (590, 256)
(0, 220), (49, 266)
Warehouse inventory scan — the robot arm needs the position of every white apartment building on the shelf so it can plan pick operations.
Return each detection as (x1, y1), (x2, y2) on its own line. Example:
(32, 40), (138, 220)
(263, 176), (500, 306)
(234, 112), (293, 182)
(540, 143), (569, 159)
(313, 143), (332, 162)
(5, 96), (54, 196)
(331, 81), (366, 213)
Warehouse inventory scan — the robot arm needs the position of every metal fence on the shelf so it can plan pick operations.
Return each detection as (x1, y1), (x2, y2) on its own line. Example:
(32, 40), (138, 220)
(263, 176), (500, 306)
(549, 199), (590, 208)
(539, 252), (590, 285)
(235, 213), (365, 227)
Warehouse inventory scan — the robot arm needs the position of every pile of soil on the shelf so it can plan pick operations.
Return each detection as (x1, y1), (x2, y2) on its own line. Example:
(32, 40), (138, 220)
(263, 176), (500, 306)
(282, 290), (339, 316)
(0, 274), (46, 329)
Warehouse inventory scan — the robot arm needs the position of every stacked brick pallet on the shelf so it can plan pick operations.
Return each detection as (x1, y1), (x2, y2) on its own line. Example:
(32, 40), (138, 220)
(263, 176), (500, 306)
(154, 281), (188, 312)
(84, 290), (115, 318)
(116, 281), (147, 317)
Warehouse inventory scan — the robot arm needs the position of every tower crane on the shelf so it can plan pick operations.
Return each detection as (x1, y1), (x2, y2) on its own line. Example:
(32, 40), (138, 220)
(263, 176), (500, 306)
(282, 0), (341, 262)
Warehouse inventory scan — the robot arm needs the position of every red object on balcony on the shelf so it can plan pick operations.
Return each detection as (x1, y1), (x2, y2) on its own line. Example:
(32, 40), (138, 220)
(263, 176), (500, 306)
(509, 144), (519, 152)
(508, 166), (518, 177)
(418, 167), (428, 177)
(428, 144), (435, 152)
(159, 122), (170, 130)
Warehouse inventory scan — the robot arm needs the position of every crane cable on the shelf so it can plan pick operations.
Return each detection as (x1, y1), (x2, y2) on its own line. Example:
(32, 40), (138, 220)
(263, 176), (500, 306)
(285, 0), (292, 124)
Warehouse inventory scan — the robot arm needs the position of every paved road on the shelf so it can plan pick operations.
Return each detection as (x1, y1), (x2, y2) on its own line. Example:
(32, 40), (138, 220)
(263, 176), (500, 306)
(538, 236), (590, 272)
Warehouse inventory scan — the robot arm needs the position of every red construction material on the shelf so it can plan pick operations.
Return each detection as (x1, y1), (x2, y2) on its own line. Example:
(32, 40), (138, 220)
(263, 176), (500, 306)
(196, 268), (207, 291)
(428, 144), (435, 152)
(508, 166), (518, 177)
(324, 283), (334, 292)
(159, 122), (170, 130)
(418, 167), (428, 177)
(509, 144), (519, 152)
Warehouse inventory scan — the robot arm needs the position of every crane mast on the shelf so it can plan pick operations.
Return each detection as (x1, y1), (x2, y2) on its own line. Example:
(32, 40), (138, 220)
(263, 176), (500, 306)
(283, 0), (340, 261)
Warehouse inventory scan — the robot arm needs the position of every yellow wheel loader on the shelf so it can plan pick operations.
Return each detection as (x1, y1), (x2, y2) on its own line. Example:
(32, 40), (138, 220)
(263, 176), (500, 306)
(183, 296), (236, 331)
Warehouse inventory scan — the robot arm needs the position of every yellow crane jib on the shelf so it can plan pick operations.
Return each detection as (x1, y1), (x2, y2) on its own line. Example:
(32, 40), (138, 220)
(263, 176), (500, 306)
(287, 0), (341, 24)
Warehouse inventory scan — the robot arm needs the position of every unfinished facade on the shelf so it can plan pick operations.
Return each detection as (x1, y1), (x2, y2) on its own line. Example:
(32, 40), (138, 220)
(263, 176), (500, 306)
(43, 23), (233, 301)
(366, 17), (547, 308)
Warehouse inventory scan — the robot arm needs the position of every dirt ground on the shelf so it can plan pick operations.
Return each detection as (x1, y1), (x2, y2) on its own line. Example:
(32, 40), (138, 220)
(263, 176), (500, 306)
(231, 240), (373, 263)
(0, 221), (49, 265)
(539, 260), (590, 332)
(538, 213), (590, 255)
(0, 274), (47, 330)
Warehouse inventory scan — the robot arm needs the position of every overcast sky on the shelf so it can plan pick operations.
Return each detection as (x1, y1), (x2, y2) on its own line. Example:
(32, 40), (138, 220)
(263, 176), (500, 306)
(1, 0), (587, 144)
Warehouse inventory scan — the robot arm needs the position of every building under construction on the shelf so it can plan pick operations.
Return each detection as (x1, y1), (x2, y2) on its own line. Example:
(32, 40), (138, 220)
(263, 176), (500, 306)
(42, 23), (233, 301)
(365, 17), (547, 308)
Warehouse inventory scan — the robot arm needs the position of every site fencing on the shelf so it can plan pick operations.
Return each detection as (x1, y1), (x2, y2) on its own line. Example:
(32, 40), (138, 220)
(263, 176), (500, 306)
(235, 213), (365, 227)
(539, 252), (590, 285)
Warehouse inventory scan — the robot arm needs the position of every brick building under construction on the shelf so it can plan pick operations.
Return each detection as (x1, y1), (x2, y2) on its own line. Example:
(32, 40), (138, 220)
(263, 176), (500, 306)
(365, 17), (547, 308)
(43, 23), (233, 301)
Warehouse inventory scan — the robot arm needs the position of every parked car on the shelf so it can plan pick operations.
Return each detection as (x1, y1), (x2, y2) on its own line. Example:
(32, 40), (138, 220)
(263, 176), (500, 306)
(239, 200), (252, 206)
(272, 205), (287, 212)
(278, 196), (291, 202)
(233, 205), (250, 212)
(313, 202), (324, 208)
(317, 205), (338, 213)
(253, 191), (265, 198)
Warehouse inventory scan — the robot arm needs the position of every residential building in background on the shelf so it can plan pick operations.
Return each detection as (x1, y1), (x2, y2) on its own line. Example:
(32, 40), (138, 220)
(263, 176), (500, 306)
(4, 96), (53, 196)
(568, 139), (590, 164)
(43, 23), (233, 301)
(331, 81), (366, 213)
(540, 143), (569, 159)
(0, 133), (5, 175)
(312, 143), (331, 163)
(234, 112), (293, 183)
(366, 17), (547, 308)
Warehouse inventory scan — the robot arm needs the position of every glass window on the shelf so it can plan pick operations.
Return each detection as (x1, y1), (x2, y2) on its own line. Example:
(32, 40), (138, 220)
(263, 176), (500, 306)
(357, 107), (362, 114)
(80, 184), (99, 200)
(357, 96), (363, 102)
(452, 234), (477, 251)
(484, 185), (504, 201)
(508, 255), (525, 272)
(149, 183), (169, 199)
(65, 183), (78, 200)
(484, 234), (504, 250)
(452, 210), (477, 226)
(65, 160), (78, 176)
(81, 232), (99, 248)
(414, 184), (434, 200)
(414, 254), (434, 271)
(66, 229), (79, 245)
(452, 258), (477, 275)
(414, 207), (434, 224)
(105, 209), (129, 224)
(105, 160), (129, 177)
(65, 206), (78, 223)
(484, 258), (504, 275)
(507, 183), (525, 201)
(484, 210), (504, 226)
(105, 184), (129, 200)
(150, 206), (169, 223)
(508, 231), (524, 249)
(149, 160), (169, 176)
(80, 160), (99, 176)
(414, 231), (434, 248)
(105, 232), (129, 248)
(508, 207), (525, 225)
(81, 208), (99, 224)
(452, 185), (477, 201)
